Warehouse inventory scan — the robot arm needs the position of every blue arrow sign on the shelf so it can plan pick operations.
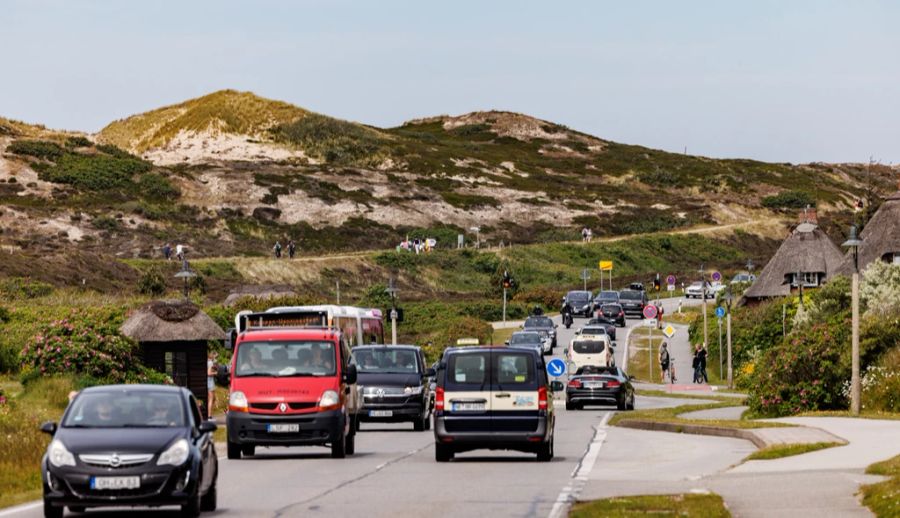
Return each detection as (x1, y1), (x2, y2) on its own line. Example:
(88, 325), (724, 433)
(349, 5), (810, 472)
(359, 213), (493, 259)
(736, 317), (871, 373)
(716, 306), (726, 319)
(547, 358), (567, 378)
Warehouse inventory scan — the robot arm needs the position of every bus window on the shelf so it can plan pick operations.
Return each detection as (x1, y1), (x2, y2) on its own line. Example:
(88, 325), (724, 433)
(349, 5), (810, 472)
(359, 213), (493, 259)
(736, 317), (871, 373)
(335, 316), (359, 347)
(362, 317), (384, 344)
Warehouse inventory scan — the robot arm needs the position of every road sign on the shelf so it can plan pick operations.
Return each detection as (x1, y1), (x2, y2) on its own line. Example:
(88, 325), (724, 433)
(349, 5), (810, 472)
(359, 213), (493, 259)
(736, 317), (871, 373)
(643, 304), (658, 319)
(581, 268), (590, 280)
(547, 358), (567, 378)
(711, 271), (722, 282)
(646, 318), (658, 327)
(666, 274), (676, 285)
(667, 284), (675, 292)
(663, 324), (676, 338)
(599, 260), (613, 271)
(715, 306), (726, 319)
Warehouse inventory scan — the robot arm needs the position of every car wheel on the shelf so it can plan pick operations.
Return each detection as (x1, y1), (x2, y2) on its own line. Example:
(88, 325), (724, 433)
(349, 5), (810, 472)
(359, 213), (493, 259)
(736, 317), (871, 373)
(180, 478), (202, 517)
(435, 443), (454, 462)
(616, 395), (627, 411)
(200, 480), (217, 512)
(627, 394), (635, 411)
(414, 413), (426, 431)
(537, 436), (554, 462)
(43, 500), (63, 518)
(68, 506), (86, 514)
(425, 412), (432, 431)
(226, 440), (241, 460)
(241, 445), (255, 457)
(331, 432), (347, 458)
(565, 401), (575, 411)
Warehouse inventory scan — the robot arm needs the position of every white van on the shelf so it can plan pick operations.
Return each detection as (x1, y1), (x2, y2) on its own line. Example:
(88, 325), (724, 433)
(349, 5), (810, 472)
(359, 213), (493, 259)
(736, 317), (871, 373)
(567, 334), (614, 372)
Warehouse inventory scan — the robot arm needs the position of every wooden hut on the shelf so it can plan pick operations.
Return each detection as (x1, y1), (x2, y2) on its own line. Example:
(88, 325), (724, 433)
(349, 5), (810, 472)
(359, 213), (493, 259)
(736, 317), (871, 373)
(121, 300), (224, 417)
(743, 218), (844, 304)
(838, 188), (900, 274)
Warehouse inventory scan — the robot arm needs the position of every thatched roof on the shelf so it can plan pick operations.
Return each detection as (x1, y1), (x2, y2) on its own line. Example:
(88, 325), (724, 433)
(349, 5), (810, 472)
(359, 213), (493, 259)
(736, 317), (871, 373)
(837, 190), (900, 274)
(223, 285), (297, 307)
(744, 223), (844, 300)
(121, 300), (224, 342)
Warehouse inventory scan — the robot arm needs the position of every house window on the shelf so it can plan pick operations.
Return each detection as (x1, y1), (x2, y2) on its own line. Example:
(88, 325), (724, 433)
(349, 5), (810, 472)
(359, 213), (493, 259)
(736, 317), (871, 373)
(791, 272), (820, 288)
(893, 253), (900, 265)
(165, 351), (188, 386)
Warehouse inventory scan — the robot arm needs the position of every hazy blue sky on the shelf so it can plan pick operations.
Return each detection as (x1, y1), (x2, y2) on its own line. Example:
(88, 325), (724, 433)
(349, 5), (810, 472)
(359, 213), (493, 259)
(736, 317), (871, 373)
(1, 0), (897, 163)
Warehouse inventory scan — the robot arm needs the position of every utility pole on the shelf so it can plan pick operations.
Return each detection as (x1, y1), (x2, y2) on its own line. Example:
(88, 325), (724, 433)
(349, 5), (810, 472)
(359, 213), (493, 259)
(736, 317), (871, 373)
(843, 225), (862, 415)
(724, 288), (734, 389)
(386, 278), (399, 345)
(336, 281), (341, 304)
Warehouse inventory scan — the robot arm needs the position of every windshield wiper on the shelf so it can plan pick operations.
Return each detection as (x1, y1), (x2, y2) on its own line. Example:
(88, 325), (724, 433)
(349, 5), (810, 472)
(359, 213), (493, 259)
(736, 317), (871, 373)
(237, 372), (275, 377)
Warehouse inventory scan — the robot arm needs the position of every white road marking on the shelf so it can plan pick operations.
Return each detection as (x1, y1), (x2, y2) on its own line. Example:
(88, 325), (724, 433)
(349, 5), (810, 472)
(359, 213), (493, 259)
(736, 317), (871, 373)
(548, 411), (612, 518)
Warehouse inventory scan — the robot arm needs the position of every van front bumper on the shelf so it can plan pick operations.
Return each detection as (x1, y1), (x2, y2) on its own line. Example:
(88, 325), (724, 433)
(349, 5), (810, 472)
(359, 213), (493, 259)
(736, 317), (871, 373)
(227, 409), (345, 447)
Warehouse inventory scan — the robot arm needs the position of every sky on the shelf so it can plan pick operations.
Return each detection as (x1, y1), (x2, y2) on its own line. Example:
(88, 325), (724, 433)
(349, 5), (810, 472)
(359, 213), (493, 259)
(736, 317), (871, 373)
(1, 0), (898, 164)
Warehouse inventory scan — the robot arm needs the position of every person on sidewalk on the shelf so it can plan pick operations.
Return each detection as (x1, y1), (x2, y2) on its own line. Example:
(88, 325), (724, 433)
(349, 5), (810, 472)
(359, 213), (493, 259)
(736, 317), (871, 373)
(206, 350), (218, 419)
(692, 345), (702, 383)
(659, 342), (670, 383)
(698, 344), (709, 383)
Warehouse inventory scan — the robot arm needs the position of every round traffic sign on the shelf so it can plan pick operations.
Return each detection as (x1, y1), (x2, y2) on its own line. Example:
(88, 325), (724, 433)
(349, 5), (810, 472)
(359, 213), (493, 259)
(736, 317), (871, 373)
(643, 304), (658, 319)
(547, 358), (567, 378)
(711, 271), (722, 282)
(715, 306), (726, 318)
(666, 274), (676, 285)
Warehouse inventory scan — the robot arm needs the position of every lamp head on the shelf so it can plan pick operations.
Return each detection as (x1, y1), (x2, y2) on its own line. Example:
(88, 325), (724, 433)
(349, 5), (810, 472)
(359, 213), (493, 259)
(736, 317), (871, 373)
(842, 224), (862, 249)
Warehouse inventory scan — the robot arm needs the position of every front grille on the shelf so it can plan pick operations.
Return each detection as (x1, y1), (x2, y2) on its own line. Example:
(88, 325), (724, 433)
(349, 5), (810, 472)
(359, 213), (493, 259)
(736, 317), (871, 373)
(66, 473), (170, 499)
(289, 402), (316, 410)
(250, 403), (278, 410)
(250, 402), (317, 412)
(79, 453), (154, 469)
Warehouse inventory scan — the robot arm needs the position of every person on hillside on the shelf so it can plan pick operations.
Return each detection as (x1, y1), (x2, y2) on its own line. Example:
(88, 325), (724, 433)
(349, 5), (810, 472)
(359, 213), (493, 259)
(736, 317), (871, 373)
(162, 243), (172, 261)
(273, 241), (282, 258)
(175, 243), (185, 262)
(658, 342), (671, 383)
(207, 351), (218, 418)
(287, 240), (296, 259)
(581, 227), (588, 242)
(586, 228), (593, 242)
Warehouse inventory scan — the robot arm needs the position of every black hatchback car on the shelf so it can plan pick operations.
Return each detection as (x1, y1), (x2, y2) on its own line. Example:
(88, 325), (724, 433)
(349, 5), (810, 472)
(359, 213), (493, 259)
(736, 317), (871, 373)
(565, 366), (635, 411)
(594, 303), (626, 327)
(353, 345), (435, 431)
(40, 385), (218, 518)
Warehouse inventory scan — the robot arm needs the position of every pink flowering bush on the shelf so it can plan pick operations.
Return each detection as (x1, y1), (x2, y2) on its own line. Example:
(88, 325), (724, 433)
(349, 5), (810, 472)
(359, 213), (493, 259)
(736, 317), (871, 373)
(747, 322), (850, 417)
(19, 308), (168, 384)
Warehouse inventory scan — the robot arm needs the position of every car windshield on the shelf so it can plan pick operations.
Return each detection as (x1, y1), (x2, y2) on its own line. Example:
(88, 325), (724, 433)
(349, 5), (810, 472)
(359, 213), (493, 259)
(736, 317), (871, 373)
(353, 348), (420, 374)
(568, 291), (590, 302)
(573, 340), (606, 354)
(510, 333), (541, 344)
(581, 327), (607, 335)
(575, 366), (618, 376)
(63, 391), (186, 428)
(619, 290), (641, 300)
(236, 340), (337, 377)
(598, 291), (618, 299)
(602, 304), (621, 314)
(524, 316), (553, 328)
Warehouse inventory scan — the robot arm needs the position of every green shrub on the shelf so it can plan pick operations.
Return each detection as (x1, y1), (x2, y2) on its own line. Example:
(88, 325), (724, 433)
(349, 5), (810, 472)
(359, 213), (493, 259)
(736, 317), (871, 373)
(374, 251), (422, 272)
(65, 136), (92, 148)
(861, 347), (900, 412)
(762, 190), (816, 209)
(513, 286), (563, 309)
(137, 267), (166, 296)
(137, 173), (180, 200)
(0, 278), (54, 299)
(91, 215), (120, 231)
(96, 144), (139, 160)
(269, 113), (389, 165)
(6, 140), (65, 161)
(39, 152), (151, 191)
(747, 322), (850, 417)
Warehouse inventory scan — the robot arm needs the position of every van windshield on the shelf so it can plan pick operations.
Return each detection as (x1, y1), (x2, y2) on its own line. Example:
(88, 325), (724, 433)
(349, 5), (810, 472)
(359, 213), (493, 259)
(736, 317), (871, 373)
(236, 341), (336, 377)
(573, 340), (606, 354)
(619, 290), (642, 300)
(353, 348), (420, 374)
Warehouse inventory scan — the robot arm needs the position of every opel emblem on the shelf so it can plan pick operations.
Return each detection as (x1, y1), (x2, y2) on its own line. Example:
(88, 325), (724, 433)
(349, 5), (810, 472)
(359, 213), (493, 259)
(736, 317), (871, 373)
(109, 454), (121, 467)
(279, 403), (287, 413)
(376, 389), (385, 399)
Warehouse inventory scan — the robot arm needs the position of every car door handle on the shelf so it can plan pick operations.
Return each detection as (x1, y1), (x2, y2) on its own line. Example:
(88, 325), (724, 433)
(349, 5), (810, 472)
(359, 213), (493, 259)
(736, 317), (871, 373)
(495, 393), (511, 398)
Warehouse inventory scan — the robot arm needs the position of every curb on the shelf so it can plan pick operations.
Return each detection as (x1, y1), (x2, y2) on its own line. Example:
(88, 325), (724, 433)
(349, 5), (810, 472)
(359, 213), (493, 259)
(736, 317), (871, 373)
(614, 419), (770, 448)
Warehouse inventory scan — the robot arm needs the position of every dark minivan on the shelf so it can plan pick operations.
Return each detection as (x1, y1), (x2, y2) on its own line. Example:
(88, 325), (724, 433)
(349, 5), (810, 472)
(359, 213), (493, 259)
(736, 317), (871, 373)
(40, 385), (218, 518)
(618, 289), (648, 317)
(352, 345), (435, 431)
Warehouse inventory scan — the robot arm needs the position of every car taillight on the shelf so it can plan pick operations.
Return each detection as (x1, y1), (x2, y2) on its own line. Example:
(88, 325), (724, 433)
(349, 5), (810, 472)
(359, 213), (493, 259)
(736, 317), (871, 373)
(606, 380), (621, 388)
(619, 311), (625, 317)
(538, 386), (548, 410)
(567, 379), (582, 389)
(435, 387), (445, 411)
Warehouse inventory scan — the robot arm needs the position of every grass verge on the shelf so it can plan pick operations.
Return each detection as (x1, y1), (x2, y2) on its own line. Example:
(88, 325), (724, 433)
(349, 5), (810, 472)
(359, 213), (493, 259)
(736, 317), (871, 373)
(861, 454), (900, 518)
(795, 410), (900, 421)
(744, 441), (844, 461)
(570, 493), (731, 517)
(609, 400), (793, 430)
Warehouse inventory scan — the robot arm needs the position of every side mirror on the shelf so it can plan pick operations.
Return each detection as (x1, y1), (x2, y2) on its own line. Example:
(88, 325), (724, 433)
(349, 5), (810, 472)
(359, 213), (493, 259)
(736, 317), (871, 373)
(198, 420), (218, 434)
(344, 364), (358, 384)
(424, 367), (436, 377)
(628, 375), (636, 381)
(40, 421), (57, 435)
(504, 340), (510, 345)
(611, 342), (617, 348)
(550, 381), (565, 392)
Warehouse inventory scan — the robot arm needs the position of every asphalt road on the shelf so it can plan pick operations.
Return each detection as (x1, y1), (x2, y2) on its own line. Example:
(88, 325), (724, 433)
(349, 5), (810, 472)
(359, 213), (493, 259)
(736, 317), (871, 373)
(0, 296), (758, 518)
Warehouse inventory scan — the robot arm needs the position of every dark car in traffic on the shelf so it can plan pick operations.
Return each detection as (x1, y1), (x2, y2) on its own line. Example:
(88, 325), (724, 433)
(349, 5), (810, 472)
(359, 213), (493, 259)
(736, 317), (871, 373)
(565, 290), (594, 317)
(522, 315), (557, 348)
(353, 345), (435, 431)
(618, 289), (648, 317)
(40, 385), (218, 518)
(565, 365), (635, 411)
(593, 303), (626, 328)
(584, 319), (616, 341)
(593, 290), (619, 307)
(507, 330), (550, 355)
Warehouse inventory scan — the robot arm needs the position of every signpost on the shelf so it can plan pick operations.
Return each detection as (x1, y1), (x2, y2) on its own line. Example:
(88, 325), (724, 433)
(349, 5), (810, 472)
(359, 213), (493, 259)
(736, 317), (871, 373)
(711, 271), (722, 283)
(643, 304), (658, 380)
(716, 306), (725, 379)
(599, 260), (613, 291)
(666, 274), (676, 292)
(547, 358), (567, 378)
(663, 324), (675, 338)
(581, 268), (590, 291)
(386, 279), (399, 345)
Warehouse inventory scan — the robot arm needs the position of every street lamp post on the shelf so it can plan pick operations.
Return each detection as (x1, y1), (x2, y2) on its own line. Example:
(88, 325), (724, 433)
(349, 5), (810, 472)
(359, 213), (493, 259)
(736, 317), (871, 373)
(842, 225), (862, 416)
(385, 278), (399, 345)
(724, 287), (734, 389)
(174, 262), (197, 300)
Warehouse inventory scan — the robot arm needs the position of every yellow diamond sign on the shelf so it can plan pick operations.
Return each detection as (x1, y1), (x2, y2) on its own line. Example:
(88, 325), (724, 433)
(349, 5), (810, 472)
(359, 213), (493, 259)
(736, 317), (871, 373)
(663, 325), (676, 338)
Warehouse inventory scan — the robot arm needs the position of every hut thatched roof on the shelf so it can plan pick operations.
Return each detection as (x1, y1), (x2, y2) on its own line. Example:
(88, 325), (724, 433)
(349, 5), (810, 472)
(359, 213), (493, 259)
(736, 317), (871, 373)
(837, 190), (900, 274)
(121, 300), (224, 342)
(744, 223), (844, 300)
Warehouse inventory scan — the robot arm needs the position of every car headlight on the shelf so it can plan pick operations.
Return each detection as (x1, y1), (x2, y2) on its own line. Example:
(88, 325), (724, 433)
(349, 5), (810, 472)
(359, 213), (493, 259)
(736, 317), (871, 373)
(319, 390), (340, 409)
(404, 386), (424, 395)
(228, 391), (248, 412)
(157, 438), (189, 466)
(48, 439), (75, 468)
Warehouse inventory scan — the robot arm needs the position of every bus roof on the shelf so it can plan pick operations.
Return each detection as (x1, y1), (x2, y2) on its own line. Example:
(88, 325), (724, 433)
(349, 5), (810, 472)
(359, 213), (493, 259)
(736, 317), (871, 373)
(265, 305), (383, 319)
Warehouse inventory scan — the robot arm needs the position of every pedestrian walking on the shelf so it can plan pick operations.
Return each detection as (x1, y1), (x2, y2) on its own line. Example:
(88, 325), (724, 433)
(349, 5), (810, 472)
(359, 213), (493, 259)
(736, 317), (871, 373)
(273, 241), (282, 258)
(175, 243), (185, 262)
(692, 346), (702, 383)
(207, 351), (218, 418)
(581, 227), (588, 242)
(586, 228), (593, 242)
(658, 342), (670, 383)
(698, 344), (708, 383)
(287, 240), (296, 259)
(162, 243), (172, 261)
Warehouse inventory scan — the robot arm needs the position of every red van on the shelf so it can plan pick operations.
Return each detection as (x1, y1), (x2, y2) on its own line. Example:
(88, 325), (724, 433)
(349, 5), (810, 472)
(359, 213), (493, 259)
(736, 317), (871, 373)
(225, 309), (359, 459)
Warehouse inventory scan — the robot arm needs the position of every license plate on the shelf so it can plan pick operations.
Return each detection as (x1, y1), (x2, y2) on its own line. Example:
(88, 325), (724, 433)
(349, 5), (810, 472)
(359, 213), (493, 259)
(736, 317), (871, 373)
(91, 476), (140, 490)
(369, 410), (393, 417)
(584, 381), (604, 389)
(451, 402), (485, 412)
(267, 423), (300, 433)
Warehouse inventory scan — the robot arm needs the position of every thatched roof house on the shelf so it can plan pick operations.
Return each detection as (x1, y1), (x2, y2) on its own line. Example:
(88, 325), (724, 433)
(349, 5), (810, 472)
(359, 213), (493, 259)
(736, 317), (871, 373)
(743, 221), (844, 302)
(837, 189), (900, 274)
(121, 300), (224, 342)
